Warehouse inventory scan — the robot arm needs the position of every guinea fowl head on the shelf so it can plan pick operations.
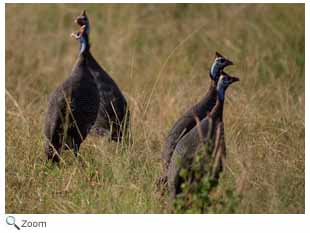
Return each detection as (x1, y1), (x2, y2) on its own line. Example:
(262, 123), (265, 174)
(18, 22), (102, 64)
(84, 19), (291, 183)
(210, 52), (234, 82)
(75, 10), (89, 29)
(216, 70), (239, 101)
(73, 10), (90, 55)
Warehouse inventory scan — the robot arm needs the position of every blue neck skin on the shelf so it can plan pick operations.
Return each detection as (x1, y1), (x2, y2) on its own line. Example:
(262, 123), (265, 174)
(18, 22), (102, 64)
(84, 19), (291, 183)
(79, 24), (90, 55)
(80, 37), (87, 54)
(210, 62), (220, 81)
(216, 82), (226, 102)
(85, 22), (90, 34)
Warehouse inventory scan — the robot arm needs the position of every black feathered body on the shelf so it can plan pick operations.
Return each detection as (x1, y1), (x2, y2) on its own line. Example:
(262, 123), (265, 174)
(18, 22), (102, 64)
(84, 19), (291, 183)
(167, 101), (226, 199)
(86, 53), (130, 141)
(161, 80), (217, 169)
(44, 54), (99, 162)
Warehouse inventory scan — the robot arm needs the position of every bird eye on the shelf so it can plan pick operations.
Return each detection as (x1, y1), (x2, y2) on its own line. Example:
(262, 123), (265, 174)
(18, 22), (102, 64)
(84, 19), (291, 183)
(218, 58), (225, 63)
(223, 77), (229, 83)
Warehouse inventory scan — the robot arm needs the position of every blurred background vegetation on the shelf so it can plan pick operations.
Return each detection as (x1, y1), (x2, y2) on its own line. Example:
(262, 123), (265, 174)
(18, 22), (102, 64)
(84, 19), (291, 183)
(5, 3), (304, 213)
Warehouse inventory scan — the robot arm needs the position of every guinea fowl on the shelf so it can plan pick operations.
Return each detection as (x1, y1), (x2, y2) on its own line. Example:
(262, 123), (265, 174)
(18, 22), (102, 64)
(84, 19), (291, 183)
(74, 11), (130, 141)
(167, 71), (239, 199)
(44, 13), (99, 163)
(161, 52), (233, 172)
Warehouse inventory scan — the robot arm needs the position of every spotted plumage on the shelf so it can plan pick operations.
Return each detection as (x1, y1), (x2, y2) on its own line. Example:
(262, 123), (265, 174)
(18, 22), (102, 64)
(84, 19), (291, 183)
(73, 11), (130, 141)
(44, 12), (99, 163)
(160, 52), (233, 180)
(167, 71), (239, 198)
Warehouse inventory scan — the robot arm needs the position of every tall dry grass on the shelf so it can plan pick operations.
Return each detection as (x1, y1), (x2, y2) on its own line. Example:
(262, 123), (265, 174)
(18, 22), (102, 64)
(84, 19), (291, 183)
(5, 3), (304, 213)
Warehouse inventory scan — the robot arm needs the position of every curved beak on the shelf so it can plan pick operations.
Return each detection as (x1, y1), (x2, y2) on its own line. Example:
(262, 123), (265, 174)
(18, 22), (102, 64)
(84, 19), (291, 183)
(225, 59), (234, 66)
(230, 77), (240, 83)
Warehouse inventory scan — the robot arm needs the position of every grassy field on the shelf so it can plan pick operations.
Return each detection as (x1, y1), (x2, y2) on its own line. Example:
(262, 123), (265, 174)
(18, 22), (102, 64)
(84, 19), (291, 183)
(5, 4), (304, 213)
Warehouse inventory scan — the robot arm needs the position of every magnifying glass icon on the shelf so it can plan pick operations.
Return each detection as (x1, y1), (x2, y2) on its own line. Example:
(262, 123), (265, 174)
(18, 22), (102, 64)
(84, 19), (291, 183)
(6, 216), (20, 230)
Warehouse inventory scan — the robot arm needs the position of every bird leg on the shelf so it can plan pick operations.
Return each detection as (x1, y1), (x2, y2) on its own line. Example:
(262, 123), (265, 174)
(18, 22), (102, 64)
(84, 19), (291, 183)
(45, 141), (61, 163)
(72, 138), (79, 158)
